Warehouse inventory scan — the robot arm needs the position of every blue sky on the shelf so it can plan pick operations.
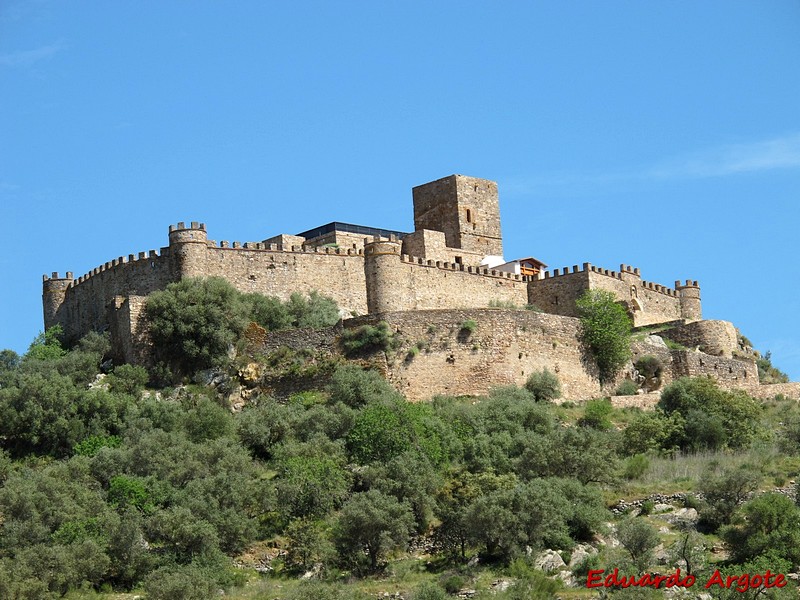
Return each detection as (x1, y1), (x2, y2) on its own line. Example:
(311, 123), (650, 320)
(2, 1), (799, 380)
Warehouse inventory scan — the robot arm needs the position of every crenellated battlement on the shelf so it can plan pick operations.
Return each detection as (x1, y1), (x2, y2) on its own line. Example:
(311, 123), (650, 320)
(212, 239), (364, 256)
(69, 249), (168, 287)
(675, 279), (700, 289)
(536, 262), (681, 299)
(42, 272), (74, 283)
(398, 252), (526, 281)
(168, 221), (206, 233)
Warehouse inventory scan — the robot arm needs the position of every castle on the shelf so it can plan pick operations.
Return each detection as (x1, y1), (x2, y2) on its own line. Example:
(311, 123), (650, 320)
(44, 174), (794, 401)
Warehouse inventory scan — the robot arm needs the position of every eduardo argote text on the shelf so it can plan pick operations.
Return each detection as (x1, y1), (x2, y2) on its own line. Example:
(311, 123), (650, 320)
(587, 568), (787, 593)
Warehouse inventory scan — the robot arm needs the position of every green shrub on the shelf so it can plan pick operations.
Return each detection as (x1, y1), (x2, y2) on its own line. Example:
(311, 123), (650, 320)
(143, 565), (219, 600)
(413, 581), (449, 600)
(623, 454), (650, 480)
(634, 355), (663, 380)
(183, 397), (234, 442)
(571, 552), (602, 579)
(286, 291), (340, 329)
(698, 466), (761, 530)
(327, 365), (398, 407)
(459, 319), (477, 334)
(442, 574), (466, 594)
(285, 582), (371, 600)
(658, 377), (760, 451)
(108, 475), (152, 511)
(683, 494), (701, 510)
(578, 398), (613, 430)
(620, 410), (682, 455)
(576, 290), (632, 383)
(524, 369), (562, 402)
(721, 493), (800, 565)
(663, 338), (688, 351)
(341, 321), (396, 355)
(284, 518), (335, 572)
(334, 490), (414, 572)
(615, 379), (639, 396)
(106, 364), (149, 396)
(25, 325), (67, 361)
(617, 517), (659, 571)
(0, 349), (20, 371)
(73, 434), (121, 457)
(639, 499), (654, 516)
(245, 290), (340, 331)
(243, 293), (292, 331)
(757, 350), (790, 384)
(144, 277), (250, 375)
(489, 299), (519, 309)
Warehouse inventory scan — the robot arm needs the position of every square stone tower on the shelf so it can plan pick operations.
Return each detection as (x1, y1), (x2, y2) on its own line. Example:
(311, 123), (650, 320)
(412, 175), (503, 259)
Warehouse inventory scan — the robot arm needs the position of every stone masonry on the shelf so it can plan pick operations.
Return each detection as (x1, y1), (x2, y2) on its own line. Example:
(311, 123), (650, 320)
(42, 172), (792, 400)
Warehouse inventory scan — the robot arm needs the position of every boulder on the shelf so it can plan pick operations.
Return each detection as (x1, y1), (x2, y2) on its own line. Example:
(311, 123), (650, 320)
(568, 543), (597, 568)
(534, 549), (566, 572)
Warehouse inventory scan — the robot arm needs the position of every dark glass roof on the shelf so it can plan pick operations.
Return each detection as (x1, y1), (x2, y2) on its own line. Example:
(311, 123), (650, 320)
(296, 221), (408, 240)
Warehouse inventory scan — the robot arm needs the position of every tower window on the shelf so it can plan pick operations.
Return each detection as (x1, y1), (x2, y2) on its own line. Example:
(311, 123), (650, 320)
(466, 209), (472, 223)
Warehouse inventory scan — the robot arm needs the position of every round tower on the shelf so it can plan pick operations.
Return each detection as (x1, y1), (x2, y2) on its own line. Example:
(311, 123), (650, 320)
(364, 237), (406, 313)
(42, 271), (74, 331)
(168, 221), (208, 279)
(676, 279), (702, 322)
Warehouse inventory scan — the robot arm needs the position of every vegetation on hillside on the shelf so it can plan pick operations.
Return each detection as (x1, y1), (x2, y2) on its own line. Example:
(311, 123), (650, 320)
(1, 278), (797, 599)
(145, 277), (340, 381)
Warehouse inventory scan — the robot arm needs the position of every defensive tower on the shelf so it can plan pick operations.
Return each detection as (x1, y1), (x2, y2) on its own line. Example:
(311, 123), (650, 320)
(364, 237), (404, 313)
(168, 222), (208, 278)
(676, 280), (702, 321)
(412, 175), (503, 259)
(42, 272), (74, 331)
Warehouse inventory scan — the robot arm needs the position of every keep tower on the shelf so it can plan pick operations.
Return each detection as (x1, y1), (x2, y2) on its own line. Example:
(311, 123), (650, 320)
(412, 174), (503, 259)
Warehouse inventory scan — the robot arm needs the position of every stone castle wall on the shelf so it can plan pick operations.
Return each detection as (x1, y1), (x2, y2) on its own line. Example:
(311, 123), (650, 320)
(43, 249), (174, 352)
(348, 309), (603, 401)
(46, 224), (536, 361)
(198, 244), (368, 316)
(364, 240), (529, 314)
(45, 222), (370, 359)
(257, 309), (767, 402)
(660, 320), (738, 357)
(630, 338), (758, 392)
(528, 263), (692, 327)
